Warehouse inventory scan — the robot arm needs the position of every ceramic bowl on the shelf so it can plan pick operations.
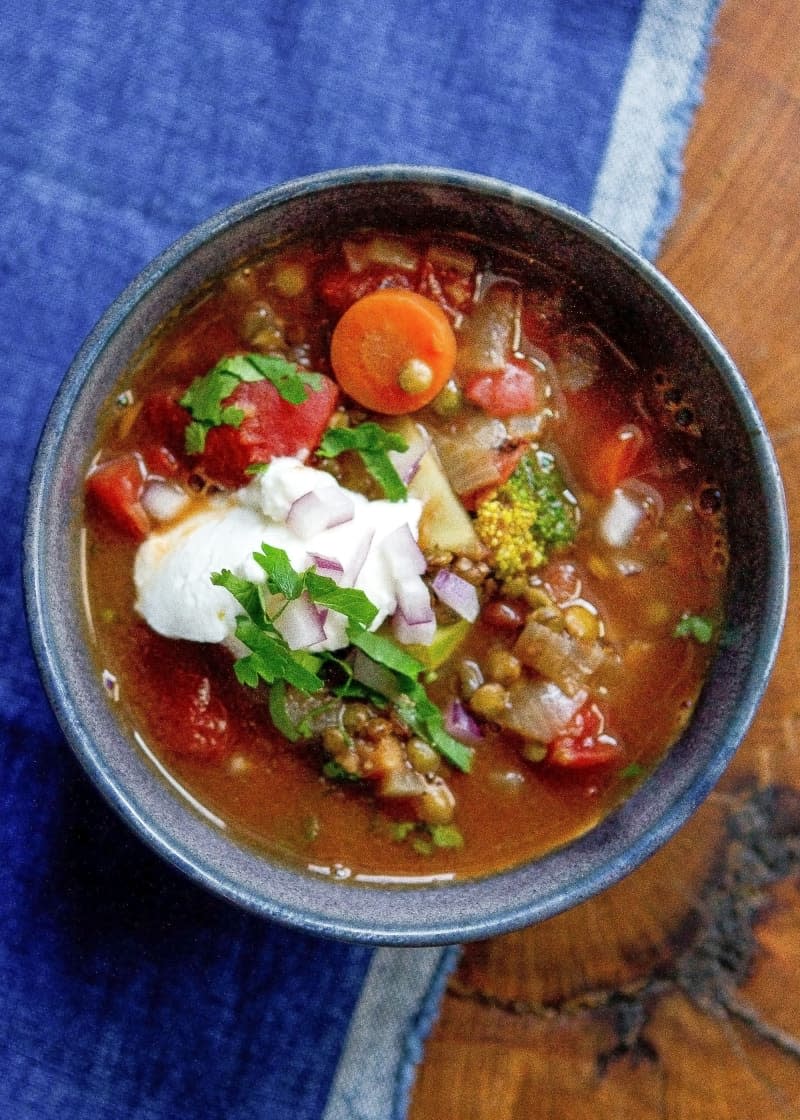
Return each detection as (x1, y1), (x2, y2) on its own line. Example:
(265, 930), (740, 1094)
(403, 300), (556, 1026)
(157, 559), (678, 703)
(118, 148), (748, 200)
(23, 166), (789, 944)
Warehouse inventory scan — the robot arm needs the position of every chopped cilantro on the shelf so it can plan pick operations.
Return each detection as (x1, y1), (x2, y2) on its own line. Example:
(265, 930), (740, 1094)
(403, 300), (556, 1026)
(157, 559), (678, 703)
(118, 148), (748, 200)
(179, 353), (323, 452)
(211, 544), (473, 773)
(231, 617), (324, 692)
(317, 422), (409, 501)
(390, 822), (417, 842)
(267, 680), (302, 742)
(347, 625), (424, 681)
(322, 759), (362, 783)
(389, 821), (464, 853)
(302, 815), (321, 842)
(674, 613), (714, 644)
(429, 823), (464, 849)
(249, 542), (379, 628)
(619, 762), (647, 781)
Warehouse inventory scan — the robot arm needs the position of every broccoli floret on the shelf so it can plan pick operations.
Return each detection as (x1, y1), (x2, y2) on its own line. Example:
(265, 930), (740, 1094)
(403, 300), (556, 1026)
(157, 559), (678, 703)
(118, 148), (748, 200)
(475, 449), (577, 590)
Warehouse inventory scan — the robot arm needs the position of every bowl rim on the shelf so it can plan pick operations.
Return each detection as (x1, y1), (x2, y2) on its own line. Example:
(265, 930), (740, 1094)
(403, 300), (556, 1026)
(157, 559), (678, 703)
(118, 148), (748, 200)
(23, 164), (790, 944)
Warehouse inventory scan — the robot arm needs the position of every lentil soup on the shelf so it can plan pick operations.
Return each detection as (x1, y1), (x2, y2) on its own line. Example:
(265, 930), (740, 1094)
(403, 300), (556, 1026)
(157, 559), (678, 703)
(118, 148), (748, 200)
(82, 230), (727, 882)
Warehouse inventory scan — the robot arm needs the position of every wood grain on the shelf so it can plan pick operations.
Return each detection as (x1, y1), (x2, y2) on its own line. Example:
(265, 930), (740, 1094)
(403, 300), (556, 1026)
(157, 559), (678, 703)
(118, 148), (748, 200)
(410, 0), (800, 1114)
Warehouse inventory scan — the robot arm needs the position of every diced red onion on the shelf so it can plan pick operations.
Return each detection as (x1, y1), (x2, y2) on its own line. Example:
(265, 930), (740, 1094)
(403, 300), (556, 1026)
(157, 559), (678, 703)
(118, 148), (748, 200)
(396, 575), (433, 625)
(431, 569), (480, 622)
(309, 553), (345, 584)
(286, 487), (354, 539)
(383, 524), (426, 580)
(141, 480), (190, 522)
(392, 607), (436, 647)
(351, 649), (400, 699)
(444, 699), (484, 745)
(388, 423), (431, 483)
(273, 592), (327, 649)
(340, 528), (374, 587)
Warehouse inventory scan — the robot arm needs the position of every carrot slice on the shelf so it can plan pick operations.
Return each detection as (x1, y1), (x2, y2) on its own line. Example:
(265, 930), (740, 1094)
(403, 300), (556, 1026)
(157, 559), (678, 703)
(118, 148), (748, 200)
(330, 289), (457, 414)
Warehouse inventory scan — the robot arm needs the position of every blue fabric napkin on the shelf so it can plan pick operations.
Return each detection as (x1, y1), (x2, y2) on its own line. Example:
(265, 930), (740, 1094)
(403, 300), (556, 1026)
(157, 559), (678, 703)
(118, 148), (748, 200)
(1, 1), (720, 1117)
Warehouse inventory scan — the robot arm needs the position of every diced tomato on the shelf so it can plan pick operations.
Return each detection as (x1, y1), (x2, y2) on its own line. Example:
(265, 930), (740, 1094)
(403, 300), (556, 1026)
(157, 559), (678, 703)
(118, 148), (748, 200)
(198, 373), (340, 487)
(548, 702), (622, 768)
(319, 266), (415, 313)
(138, 392), (192, 459)
(520, 290), (564, 351)
(563, 388), (651, 496)
(136, 636), (232, 762)
(465, 358), (540, 419)
(85, 453), (149, 540)
(590, 425), (646, 495)
(154, 669), (230, 762)
(141, 443), (180, 478)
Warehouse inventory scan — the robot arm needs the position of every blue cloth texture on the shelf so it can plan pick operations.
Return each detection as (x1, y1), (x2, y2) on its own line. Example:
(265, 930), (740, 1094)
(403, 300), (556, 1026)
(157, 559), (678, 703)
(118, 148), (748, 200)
(0, 1), (720, 1117)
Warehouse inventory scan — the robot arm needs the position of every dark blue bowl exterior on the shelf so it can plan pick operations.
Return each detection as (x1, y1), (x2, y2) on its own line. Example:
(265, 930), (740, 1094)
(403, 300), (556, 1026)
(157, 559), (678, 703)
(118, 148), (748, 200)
(23, 166), (790, 944)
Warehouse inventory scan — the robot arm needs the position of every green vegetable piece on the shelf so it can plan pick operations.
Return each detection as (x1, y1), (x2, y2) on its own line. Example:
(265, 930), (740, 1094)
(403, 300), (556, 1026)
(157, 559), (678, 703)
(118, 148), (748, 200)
(302, 815), (321, 842)
(318, 422), (409, 501)
(233, 618), (324, 692)
(404, 618), (471, 670)
(474, 448), (577, 592)
(213, 544), (472, 774)
(429, 824), (464, 849)
(347, 625), (424, 681)
(268, 680), (302, 742)
(304, 571), (378, 629)
(390, 822), (417, 842)
(674, 614), (714, 644)
(619, 762), (647, 781)
(252, 542), (306, 601)
(322, 760), (363, 783)
(179, 353), (323, 453)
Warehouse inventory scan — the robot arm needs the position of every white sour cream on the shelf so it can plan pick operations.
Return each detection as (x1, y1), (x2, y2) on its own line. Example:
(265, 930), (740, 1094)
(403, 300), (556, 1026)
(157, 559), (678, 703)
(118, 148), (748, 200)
(134, 457), (424, 651)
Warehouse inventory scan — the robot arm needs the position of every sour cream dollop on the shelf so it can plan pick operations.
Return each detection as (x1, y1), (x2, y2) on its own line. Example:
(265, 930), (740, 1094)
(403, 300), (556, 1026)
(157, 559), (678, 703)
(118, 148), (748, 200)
(134, 457), (424, 651)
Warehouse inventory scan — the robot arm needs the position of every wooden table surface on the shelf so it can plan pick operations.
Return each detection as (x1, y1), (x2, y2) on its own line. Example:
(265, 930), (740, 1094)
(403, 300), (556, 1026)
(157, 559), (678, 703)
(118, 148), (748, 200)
(411, 0), (800, 1115)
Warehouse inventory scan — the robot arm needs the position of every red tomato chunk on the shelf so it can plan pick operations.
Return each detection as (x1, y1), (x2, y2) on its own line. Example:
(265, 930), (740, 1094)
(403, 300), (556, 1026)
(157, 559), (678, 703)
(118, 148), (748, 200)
(198, 374), (340, 488)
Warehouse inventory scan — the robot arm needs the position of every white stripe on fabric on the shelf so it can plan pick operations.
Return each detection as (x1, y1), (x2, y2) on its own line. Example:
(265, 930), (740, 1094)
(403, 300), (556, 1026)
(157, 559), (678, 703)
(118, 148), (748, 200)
(589, 0), (722, 258)
(321, 946), (459, 1120)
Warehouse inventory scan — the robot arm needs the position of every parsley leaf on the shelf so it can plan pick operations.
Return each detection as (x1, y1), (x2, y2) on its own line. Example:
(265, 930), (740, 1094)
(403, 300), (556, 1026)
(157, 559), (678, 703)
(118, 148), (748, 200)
(674, 614), (714, 644)
(212, 544), (472, 774)
(224, 354), (323, 402)
(248, 543), (378, 628)
(429, 823), (464, 849)
(619, 762), (647, 781)
(252, 542), (306, 601)
(232, 618), (324, 693)
(394, 683), (474, 773)
(179, 353), (323, 452)
(317, 423), (409, 501)
(347, 625), (425, 681)
(304, 571), (378, 629)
